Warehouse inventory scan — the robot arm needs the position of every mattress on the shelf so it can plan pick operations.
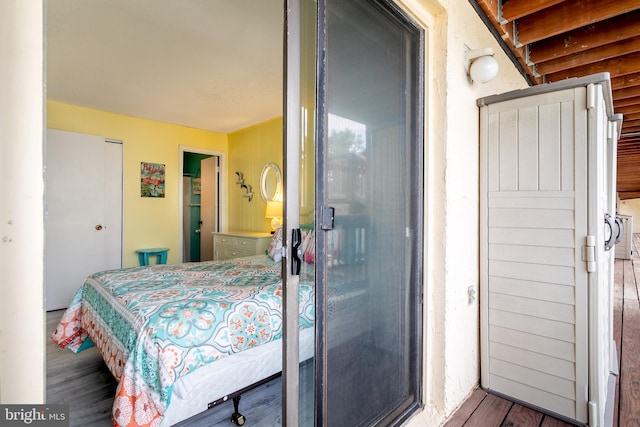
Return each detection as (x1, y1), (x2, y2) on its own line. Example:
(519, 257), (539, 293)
(162, 326), (315, 425)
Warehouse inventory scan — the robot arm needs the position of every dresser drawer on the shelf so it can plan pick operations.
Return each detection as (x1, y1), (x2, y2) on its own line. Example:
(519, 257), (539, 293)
(216, 246), (256, 261)
(213, 232), (272, 261)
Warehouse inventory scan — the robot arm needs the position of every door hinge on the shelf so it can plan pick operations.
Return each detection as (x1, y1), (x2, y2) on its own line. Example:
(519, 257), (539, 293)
(582, 235), (596, 272)
(588, 401), (598, 427)
(586, 83), (596, 110)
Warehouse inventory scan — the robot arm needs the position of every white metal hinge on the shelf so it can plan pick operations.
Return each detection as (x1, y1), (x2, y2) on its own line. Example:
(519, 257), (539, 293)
(588, 401), (598, 427)
(582, 235), (596, 272)
(587, 83), (596, 110)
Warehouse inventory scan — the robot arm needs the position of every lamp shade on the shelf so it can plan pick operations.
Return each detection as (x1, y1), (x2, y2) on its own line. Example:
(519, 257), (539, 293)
(264, 200), (282, 218)
(265, 200), (283, 230)
(469, 55), (499, 83)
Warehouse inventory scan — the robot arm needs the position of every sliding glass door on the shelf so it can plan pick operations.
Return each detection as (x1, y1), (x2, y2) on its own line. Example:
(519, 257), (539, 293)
(283, 0), (423, 425)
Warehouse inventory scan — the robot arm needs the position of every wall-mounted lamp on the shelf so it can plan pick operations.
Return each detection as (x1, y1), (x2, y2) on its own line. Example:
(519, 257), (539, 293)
(464, 47), (499, 84)
(265, 200), (283, 230)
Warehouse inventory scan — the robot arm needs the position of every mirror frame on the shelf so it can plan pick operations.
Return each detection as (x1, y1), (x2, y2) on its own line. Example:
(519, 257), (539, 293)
(260, 162), (282, 202)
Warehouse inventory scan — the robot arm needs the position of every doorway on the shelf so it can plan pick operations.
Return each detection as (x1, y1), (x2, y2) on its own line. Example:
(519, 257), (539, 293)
(179, 146), (226, 263)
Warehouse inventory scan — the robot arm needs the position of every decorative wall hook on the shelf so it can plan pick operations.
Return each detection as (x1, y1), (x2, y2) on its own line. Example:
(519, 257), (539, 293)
(235, 172), (253, 202)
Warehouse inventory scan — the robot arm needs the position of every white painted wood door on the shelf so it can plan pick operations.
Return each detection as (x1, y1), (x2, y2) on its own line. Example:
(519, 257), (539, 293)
(45, 129), (122, 310)
(480, 83), (610, 424)
(199, 156), (218, 261)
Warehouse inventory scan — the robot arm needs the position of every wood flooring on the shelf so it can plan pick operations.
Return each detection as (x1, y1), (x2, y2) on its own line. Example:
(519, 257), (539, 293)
(46, 310), (289, 426)
(444, 234), (640, 427)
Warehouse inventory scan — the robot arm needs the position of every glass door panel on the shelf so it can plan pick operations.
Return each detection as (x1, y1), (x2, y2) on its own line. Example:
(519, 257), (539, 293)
(316, 0), (424, 425)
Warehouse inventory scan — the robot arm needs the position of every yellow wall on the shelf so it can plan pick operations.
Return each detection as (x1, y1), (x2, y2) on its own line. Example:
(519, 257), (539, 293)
(227, 117), (283, 232)
(47, 101), (228, 267)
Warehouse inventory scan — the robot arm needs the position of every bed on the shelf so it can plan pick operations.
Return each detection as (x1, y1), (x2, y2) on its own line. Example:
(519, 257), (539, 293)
(52, 227), (317, 427)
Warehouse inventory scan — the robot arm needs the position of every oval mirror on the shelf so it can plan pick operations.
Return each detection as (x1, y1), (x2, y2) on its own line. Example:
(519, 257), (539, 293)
(260, 162), (282, 202)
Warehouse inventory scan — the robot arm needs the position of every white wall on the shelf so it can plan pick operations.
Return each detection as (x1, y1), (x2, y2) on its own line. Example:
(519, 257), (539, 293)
(397, 0), (528, 425)
(0, 0), (45, 403)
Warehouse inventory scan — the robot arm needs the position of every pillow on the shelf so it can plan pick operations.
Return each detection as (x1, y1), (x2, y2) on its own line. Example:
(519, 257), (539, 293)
(268, 227), (283, 262)
(301, 228), (315, 264)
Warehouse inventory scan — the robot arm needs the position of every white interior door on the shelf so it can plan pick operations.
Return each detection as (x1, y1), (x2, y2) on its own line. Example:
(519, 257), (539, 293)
(199, 156), (218, 261)
(45, 129), (122, 310)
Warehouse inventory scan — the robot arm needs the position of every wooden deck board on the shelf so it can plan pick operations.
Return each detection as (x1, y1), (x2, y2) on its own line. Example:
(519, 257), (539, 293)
(619, 234), (640, 426)
(502, 403), (544, 426)
(447, 233), (640, 427)
(463, 394), (513, 427)
(443, 388), (489, 427)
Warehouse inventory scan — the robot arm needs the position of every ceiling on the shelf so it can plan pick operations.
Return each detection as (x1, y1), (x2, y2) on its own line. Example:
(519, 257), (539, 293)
(46, 0), (283, 134)
(471, 0), (640, 200)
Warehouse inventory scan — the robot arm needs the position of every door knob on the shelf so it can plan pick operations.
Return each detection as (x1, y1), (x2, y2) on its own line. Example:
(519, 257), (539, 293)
(95, 225), (103, 231)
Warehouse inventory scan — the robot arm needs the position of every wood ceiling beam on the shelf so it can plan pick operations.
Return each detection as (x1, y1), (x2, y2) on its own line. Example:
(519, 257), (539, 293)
(500, 0), (565, 23)
(617, 153), (640, 162)
(620, 129), (640, 138)
(618, 143), (640, 150)
(615, 96), (640, 109)
(617, 182), (640, 188)
(618, 147), (640, 152)
(529, 10), (640, 63)
(545, 51), (640, 82)
(515, 0), (640, 46)
(623, 112), (640, 122)
(616, 104), (640, 116)
(618, 147), (640, 155)
(618, 191), (640, 200)
(536, 37), (640, 76)
(611, 72), (640, 90)
(474, 0), (542, 85)
(621, 121), (640, 131)
(614, 86), (640, 101)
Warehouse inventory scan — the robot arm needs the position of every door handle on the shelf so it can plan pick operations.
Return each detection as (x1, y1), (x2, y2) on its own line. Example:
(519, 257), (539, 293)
(604, 214), (615, 251)
(291, 228), (302, 275)
(614, 216), (624, 245)
(95, 225), (103, 231)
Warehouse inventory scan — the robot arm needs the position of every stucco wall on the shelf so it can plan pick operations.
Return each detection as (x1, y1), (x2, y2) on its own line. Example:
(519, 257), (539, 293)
(397, 0), (528, 425)
(618, 198), (640, 233)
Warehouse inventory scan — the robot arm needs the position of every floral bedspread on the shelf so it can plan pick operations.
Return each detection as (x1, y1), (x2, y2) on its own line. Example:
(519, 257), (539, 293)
(52, 255), (314, 427)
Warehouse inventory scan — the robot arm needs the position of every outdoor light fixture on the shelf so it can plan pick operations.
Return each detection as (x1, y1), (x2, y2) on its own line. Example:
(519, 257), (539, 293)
(465, 47), (499, 83)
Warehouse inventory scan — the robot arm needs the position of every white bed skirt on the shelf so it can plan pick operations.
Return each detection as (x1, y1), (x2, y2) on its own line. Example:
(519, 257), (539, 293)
(161, 327), (315, 426)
